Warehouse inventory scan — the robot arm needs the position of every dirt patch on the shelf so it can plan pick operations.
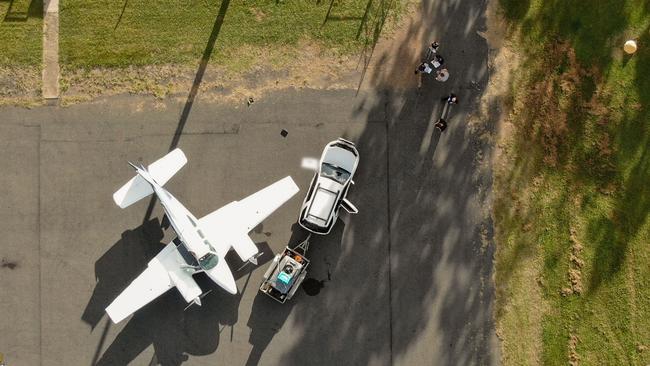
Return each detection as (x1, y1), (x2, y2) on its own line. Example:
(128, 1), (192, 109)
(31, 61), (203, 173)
(58, 35), (382, 106)
(509, 41), (601, 169)
(0, 66), (42, 106)
(249, 7), (267, 22)
(562, 225), (585, 296)
(356, 0), (421, 91)
(58, 44), (359, 106)
(54, 2), (418, 107)
(55, 1), (419, 106)
(1, 1), (415, 107)
(568, 333), (580, 366)
(487, 0), (546, 364)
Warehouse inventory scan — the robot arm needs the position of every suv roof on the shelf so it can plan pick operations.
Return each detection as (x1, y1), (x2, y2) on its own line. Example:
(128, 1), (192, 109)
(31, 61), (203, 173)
(306, 186), (337, 224)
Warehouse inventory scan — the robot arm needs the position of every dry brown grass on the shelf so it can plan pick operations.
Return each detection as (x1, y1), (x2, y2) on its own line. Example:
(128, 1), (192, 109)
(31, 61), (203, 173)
(509, 42), (598, 168)
(486, 2), (548, 365)
(56, 0), (418, 106)
(568, 333), (580, 366)
(58, 41), (361, 106)
(0, 66), (42, 106)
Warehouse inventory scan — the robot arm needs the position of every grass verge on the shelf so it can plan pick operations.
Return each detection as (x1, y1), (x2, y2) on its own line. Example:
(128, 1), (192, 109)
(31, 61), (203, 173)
(0, 0), (43, 66)
(55, 0), (406, 102)
(494, 0), (650, 365)
(0, 0), (43, 104)
(60, 0), (404, 69)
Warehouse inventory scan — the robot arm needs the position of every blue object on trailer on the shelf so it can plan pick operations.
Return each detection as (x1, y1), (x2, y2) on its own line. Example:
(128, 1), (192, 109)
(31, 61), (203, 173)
(278, 271), (292, 284)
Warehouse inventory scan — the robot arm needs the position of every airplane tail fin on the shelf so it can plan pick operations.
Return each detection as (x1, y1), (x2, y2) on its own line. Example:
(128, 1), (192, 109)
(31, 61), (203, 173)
(113, 148), (188, 208)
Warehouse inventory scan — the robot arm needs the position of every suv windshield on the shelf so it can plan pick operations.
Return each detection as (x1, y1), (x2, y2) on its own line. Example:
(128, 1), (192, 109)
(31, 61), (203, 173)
(320, 163), (350, 184)
(198, 253), (219, 270)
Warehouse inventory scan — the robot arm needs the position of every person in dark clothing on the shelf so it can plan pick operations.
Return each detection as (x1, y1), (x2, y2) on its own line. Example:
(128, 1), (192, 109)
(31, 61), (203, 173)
(427, 41), (440, 59)
(414, 61), (433, 75)
(434, 118), (448, 132)
(432, 54), (445, 68)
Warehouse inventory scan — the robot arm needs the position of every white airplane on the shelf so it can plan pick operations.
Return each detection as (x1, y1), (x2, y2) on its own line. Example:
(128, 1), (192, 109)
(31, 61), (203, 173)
(105, 148), (299, 323)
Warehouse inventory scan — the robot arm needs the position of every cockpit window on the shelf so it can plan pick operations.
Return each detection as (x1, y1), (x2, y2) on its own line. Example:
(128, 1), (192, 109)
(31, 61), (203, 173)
(320, 162), (350, 184)
(198, 252), (218, 270)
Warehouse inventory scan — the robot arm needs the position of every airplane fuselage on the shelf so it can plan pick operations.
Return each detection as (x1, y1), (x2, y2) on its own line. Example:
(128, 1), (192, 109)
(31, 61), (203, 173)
(136, 167), (217, 269)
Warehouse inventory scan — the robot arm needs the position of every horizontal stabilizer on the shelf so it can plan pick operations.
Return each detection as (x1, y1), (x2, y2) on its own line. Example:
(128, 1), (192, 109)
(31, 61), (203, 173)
(112, 148), (187, 208)
(113, 175), (154, 209)
(148, 148), (187, 186)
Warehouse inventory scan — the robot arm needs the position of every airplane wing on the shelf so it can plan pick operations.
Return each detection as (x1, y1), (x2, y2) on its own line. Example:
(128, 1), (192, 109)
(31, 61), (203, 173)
(105, 241), (202, 324)
(199, 176), (299, 261)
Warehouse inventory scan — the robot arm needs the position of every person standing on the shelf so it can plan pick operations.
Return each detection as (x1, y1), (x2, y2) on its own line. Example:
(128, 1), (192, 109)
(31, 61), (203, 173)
(434, 118), (447, 132)
(432, 54), (445, 68)
(441, 93), (458, 104)
(439, 92), (457, 123)
(415, 61), (433, 75)
(427, 41), (440, 59)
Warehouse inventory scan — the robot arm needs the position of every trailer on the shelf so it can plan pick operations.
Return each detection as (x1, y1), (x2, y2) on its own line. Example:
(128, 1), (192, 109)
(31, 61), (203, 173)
(259, 235), (311, 303)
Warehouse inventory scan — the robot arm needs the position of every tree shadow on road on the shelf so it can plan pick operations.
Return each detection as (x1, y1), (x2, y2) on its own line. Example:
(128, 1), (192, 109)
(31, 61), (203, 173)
(140, 0), (231, 223)
(168, 0), (230, 152)
(278, 0), (498, 363)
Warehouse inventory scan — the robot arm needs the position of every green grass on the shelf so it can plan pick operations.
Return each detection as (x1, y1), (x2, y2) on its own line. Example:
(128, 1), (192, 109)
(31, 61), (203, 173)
(60, 0), (402, 68)
(0, 0), (43, 65)
(495, 0), (650, 364)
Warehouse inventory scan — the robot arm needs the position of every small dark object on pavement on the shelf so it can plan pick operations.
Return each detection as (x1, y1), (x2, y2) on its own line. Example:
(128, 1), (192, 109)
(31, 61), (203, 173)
(281, 129), (289, 137)
(1, 258), (17, 270)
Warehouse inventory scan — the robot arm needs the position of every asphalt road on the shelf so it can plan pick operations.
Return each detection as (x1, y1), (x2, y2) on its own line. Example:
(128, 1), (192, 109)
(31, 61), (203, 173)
(0, 0), (499, 364)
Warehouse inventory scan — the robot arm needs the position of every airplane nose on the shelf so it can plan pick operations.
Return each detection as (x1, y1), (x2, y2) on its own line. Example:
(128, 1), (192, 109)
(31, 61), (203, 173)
(205, 268), (238, 295)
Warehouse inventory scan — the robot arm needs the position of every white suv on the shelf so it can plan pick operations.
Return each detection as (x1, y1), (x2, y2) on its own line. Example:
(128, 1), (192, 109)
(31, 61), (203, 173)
(298, 138), (359, 235)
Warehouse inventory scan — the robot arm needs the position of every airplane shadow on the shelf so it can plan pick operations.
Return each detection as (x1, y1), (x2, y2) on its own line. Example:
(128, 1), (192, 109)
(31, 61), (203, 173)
(83, 218), (276, 366)
(82, 218), (164, 331)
